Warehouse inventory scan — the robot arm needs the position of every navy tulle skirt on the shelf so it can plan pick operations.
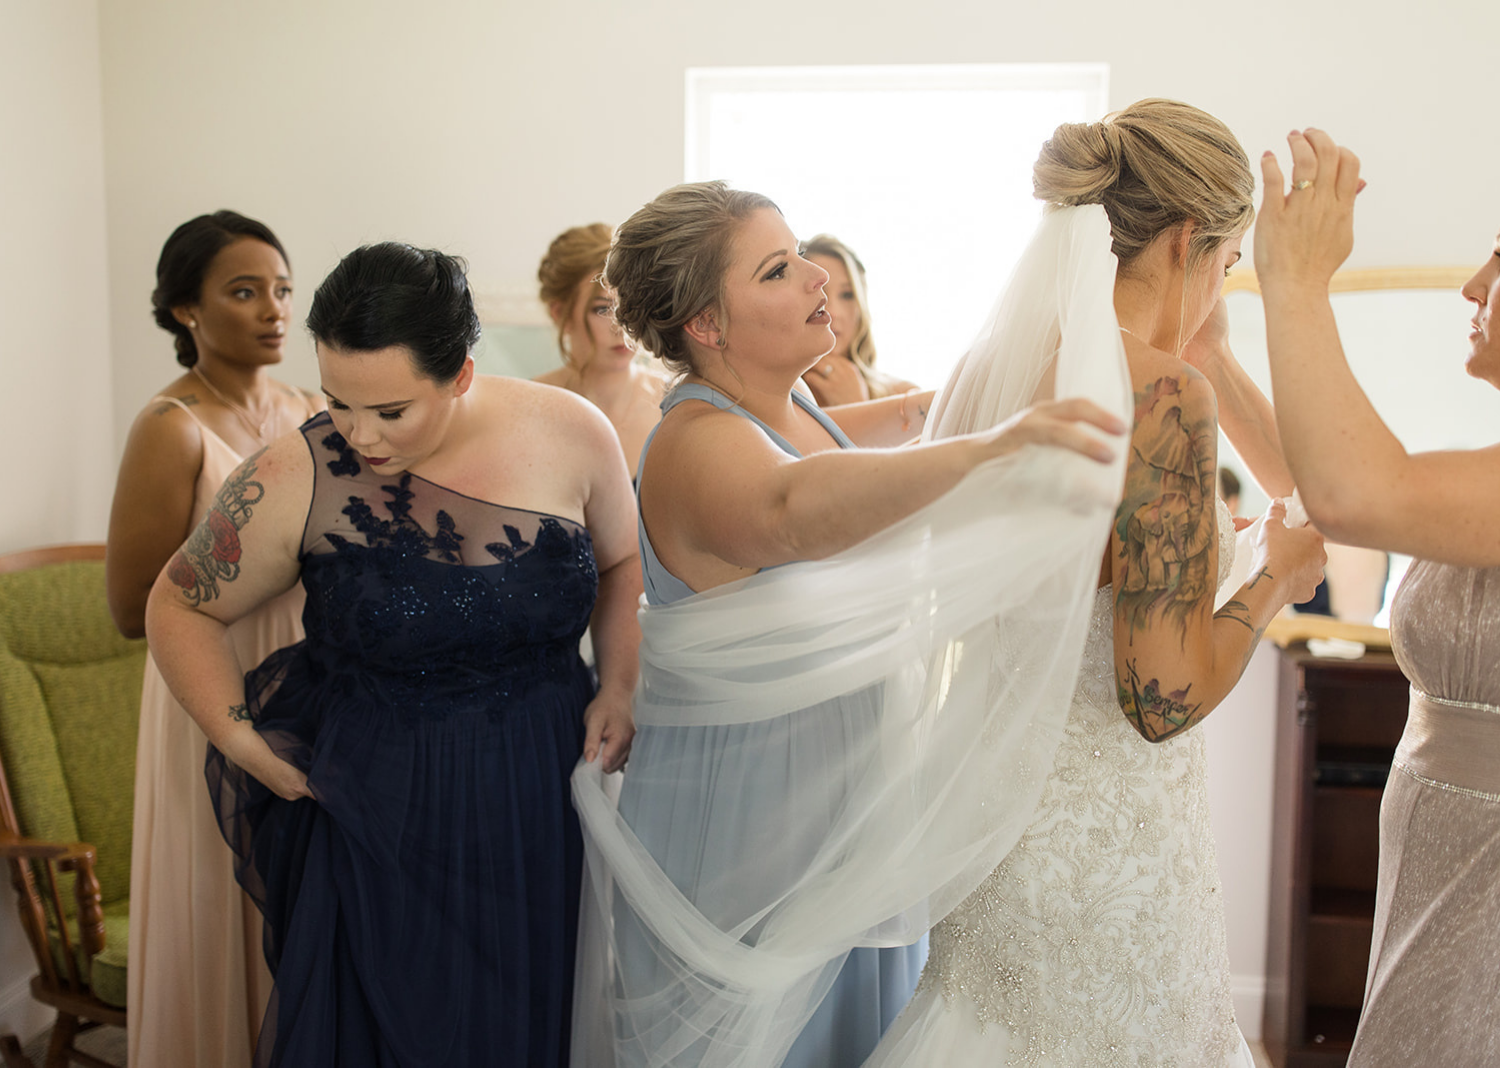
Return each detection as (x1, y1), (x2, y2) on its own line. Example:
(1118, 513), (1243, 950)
(208, 640), (591, 1067)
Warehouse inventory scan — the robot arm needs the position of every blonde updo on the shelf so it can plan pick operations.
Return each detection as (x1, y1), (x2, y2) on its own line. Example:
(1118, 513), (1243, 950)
(1033, 98), (1254, 281)
(537, 222), (613, 360)
(606, 181), (779, 377)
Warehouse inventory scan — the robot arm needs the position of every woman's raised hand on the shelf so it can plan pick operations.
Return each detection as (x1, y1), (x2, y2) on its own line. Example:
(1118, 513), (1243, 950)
(983, 397), (1127, 465)
(1255, 129), (1364, 291)
(1252, 498), (1328, 605)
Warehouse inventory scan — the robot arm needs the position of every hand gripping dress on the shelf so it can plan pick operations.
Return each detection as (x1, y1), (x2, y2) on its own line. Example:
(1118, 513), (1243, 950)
(208, 412), (599, 1067)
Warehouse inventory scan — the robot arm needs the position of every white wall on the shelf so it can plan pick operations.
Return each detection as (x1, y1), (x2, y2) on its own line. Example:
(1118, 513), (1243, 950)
(1204, 642), (1281, 1039)
(96, 0), (1500, 442)
(0, 1), (113, 1040)
(0, 0), (113, 555)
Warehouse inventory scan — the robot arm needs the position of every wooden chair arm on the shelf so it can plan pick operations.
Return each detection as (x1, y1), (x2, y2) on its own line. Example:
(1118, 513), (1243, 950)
(0, 838), (95, 864)
(0, 836), (106, 959)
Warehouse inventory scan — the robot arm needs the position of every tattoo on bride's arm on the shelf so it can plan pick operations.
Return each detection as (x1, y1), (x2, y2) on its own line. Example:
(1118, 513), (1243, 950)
(228, 703), (252, 722)
(1213, 598), (1269, 672)
(1116, 657), (1203, 742)
(1113, 375), (1218, 646)
(1212, 599), (1255, 633)
(165, 449), (268, 606)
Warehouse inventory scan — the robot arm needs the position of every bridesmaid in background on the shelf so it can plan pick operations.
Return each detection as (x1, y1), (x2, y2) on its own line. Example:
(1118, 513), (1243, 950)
(798, 234), (917, 407)
(107, 210), (320, 1068)
(1257, 129), (1500, 1066)
(535, 223), (666, 479)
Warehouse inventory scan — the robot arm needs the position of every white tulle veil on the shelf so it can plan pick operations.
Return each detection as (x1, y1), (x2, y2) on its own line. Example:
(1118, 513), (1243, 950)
(571, 205), (1130, 1067)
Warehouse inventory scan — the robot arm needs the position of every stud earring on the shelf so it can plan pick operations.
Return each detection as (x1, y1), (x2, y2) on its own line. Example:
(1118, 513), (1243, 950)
(188, 319), (197, 329)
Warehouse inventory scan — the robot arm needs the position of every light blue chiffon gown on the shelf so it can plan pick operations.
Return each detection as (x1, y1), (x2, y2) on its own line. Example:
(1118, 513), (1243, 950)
(615, 384), (925, 1067)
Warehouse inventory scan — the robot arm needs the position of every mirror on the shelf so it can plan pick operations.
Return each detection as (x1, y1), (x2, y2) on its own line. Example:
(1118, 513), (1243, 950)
(471, 288), (558, 379)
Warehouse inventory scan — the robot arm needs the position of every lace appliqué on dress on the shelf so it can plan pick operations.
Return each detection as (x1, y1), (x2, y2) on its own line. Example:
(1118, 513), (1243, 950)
(917, 499), (1241, 1066)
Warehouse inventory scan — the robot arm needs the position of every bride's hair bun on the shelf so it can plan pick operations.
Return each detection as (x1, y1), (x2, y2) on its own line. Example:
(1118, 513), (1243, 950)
(1032, 121), (1123, 207)
(1031, 99), (1255, 277)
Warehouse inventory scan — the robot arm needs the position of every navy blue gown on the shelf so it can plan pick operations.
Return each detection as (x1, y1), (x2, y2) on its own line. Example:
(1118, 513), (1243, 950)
(208, 413), (598, 1067)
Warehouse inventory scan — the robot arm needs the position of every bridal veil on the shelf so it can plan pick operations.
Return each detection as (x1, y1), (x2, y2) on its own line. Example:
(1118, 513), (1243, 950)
(571, 205), (1130, 1067)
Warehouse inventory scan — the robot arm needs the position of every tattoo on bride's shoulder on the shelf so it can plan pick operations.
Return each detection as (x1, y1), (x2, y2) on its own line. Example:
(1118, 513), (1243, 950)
(165, 448), (268, 606)
(1113, 376), (1217, 643)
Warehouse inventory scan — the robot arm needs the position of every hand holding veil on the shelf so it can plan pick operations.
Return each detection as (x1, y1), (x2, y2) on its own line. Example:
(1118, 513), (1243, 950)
(572, 205), (1130, 1067)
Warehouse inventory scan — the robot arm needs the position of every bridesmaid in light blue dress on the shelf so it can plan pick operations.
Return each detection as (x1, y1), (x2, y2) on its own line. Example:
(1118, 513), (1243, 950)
(617, 383), (925, 1067)
(591, 181), (1124, 1067)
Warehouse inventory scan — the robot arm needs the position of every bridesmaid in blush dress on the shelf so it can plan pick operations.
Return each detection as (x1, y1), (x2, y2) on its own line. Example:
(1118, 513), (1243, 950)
(108, 211), (319, 1068)
(1257, 129), (1500, 1065)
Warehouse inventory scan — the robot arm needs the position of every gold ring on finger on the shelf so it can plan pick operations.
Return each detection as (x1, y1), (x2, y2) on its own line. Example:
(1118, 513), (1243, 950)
(1293, 179), (1314, 191)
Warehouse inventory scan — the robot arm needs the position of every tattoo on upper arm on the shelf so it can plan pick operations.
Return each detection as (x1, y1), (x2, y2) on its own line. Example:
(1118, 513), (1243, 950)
(1114, 376), (1217, 643)
(228, 703), (252, 722)
(1117, 657), (1202, 742)
(165, 449), (267, 605)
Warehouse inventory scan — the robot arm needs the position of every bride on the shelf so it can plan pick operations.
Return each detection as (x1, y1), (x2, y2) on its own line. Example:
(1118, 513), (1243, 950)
(870, 99), (1327, 1065)
(572, 100), (1323, 1068)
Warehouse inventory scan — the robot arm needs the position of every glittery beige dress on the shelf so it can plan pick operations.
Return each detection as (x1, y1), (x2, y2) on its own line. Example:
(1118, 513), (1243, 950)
(127, 398), (309, 1068)
(1346, 559), (1500, 1066)
(869, 499), (1253, 1067)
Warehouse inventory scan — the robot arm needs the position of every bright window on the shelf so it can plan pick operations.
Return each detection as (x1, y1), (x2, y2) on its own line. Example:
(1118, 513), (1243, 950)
(686, 64), (1108, 388)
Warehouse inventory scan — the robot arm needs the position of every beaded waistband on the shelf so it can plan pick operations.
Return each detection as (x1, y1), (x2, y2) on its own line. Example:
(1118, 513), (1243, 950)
(1392, 688), (1500, 802)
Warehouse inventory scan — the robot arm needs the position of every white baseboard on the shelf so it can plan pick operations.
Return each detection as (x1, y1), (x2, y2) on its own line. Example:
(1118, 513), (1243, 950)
(1232, 973), (1266, 1041)
(0, 972), (53, 1047)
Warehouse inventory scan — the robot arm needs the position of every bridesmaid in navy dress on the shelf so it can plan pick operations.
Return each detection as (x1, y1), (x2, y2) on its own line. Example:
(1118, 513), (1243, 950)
(144, 243), (642, 1066)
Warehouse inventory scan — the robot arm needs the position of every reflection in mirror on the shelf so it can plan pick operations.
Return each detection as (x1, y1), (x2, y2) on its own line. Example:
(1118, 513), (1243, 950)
(1220, 268), (1500, 624)
(470, 288), (564, 379)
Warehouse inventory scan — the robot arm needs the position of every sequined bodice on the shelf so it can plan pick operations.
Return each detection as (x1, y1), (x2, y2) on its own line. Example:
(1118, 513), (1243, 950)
(1390, 558), (1500, 707)
(292, 414), (598, 716)
(918, 499), (1241, 1065)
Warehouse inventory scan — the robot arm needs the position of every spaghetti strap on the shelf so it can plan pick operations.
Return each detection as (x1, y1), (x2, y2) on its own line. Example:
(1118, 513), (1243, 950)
(150, 394), (243, 456)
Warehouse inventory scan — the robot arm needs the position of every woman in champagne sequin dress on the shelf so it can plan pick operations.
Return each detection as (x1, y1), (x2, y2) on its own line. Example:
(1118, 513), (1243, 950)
(1257, 129), (1500, 1066)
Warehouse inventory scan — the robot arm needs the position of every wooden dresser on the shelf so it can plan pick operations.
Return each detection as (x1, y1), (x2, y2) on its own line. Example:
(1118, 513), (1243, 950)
(1262, 645), (1410, 1066)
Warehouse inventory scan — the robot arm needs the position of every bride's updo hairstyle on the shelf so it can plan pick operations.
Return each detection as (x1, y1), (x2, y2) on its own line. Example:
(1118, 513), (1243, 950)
(307, 242), (481, 383)
(606, 181), (779, 377)
(1033, 98), (1254, 284)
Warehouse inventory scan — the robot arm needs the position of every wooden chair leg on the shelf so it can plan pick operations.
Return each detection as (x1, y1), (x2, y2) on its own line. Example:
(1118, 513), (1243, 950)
(42, 1012), (78, 1068)
(0, 1033), (33, 1068)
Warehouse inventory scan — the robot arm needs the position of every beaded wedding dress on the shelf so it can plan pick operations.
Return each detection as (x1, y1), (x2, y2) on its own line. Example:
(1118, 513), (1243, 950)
(867, 498), (1254, 1067)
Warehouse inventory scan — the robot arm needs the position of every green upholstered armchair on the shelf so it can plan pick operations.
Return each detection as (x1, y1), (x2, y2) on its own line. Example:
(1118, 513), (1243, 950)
(0, 545), (142, 1068)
